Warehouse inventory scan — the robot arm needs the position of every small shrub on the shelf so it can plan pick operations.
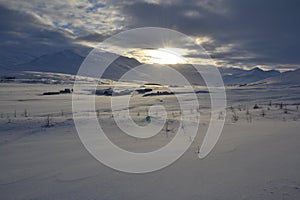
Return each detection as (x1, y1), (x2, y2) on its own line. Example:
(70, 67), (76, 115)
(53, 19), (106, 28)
(7, 114), (11, 123)
(231, 111), (239, 123)
(230, 106), (234, 112)
(218, 111), (225, 120)
(261, 109), (266, 117)
(246, 109), (250, 115)
(172, 112), (175, 118)
(246, 114), (252, 123)
(238, 105), (242, 111)
(24, 109), (28, 118)
(195, 145), (200, 154)
(44, 115), (53, 127)
(253, 104), (259, 109)
(279, 102), (283, 110)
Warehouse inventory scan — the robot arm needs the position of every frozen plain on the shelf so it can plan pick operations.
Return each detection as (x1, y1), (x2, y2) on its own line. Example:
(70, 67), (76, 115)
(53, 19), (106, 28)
(0, 73), (300, 200)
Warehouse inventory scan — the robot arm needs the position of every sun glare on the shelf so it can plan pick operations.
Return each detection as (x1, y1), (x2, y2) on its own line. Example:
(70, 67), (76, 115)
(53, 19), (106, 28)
(138, 48), (187, 65)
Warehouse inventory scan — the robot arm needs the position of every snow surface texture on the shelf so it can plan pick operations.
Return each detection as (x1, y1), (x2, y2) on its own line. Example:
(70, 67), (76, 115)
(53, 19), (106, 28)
(0, 69), (300, 199)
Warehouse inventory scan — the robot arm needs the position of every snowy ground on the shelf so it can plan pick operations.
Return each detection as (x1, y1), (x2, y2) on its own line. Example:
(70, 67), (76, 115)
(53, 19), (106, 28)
(0, 76), (300, 199)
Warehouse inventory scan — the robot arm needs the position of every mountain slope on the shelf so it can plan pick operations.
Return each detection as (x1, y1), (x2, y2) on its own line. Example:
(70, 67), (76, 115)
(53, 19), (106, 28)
(14, 49), (142, 78)
(12, 49), (289, 86)
(259, 69), (300, 86)
(221, 67), (280, 85)
(15, 49), (85, 74)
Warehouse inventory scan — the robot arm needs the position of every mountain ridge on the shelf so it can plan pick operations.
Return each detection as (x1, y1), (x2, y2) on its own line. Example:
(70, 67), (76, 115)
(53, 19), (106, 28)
(6, 49), (299, 86)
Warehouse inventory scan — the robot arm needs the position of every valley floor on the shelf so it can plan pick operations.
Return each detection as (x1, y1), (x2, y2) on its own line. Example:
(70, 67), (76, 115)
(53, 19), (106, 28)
(0, 82), (300, 200)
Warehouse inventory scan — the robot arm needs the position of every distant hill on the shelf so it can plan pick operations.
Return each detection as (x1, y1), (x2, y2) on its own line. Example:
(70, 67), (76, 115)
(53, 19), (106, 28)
(258, 68), (300, 86)
(220, 67), (280, 85)
(15, 49), (85, 74)
(11, 49), (300, 86)
(14, 49), (141, 78)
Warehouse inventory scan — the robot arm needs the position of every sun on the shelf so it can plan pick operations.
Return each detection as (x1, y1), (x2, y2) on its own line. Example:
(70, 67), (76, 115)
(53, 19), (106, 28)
(135, 48), (187, 65)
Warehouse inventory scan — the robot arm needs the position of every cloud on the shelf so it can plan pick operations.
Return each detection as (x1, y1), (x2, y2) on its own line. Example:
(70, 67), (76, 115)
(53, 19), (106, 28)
(0, 0), (299, 70)
(0, 5), (81, 66)
(0, 3), (109, 66)
(120, 0), (300, 70)
(0, 0), (126, 36)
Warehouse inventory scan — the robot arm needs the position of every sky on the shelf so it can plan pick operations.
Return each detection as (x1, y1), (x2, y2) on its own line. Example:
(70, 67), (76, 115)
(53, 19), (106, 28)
(0, 0), (300, 70)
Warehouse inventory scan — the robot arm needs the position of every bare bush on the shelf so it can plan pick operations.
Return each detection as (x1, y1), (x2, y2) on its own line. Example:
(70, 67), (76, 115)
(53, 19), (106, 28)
(195, 145), (200, 154)
(7, 114), (11, 123)
(246, 109), (250, 115)
(238, 105), (242, 111)
(231, 111), (239, 123)
(269, 101), (272, 107)
(261, 109), (266, 117)
(279, 102), (283, 110)
(24, 109), (28, 118)
(246, 114), (252, 123)
(44, 115), (53, 127)
(246, 109), (252, 123)
(284, 106), (288, 114)
(218, 111), (225, 120)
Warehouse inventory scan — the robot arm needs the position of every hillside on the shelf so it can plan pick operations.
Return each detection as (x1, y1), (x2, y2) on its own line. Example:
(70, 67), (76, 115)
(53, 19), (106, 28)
(259, 68), (300, 86)
(8, 49), (300, 86)
(221, 67), (280, 85)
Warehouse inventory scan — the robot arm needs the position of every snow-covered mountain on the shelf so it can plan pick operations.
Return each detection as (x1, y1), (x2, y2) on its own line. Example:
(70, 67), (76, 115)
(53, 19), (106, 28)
(13, 49), (141, 78)
(7, 49), (300, 86)
(259, 68), (300, 86)
(220, 67), (280, 85)
(14, 49), (85, 74)
(101, 55), (141, 80)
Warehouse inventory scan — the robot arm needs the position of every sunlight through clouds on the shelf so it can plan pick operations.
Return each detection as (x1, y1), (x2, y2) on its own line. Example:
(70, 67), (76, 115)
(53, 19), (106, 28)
(132, 48), (187, 64)
(1, 0), (300, 70)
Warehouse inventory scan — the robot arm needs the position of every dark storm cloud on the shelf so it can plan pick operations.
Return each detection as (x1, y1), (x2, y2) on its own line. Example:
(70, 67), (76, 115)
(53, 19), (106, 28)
(0, 5), (105, 67)
(77, 33), (105, 42)
(0, 5), (78, 66)
(121, 0), (300, 69)
(1, 0), (299, 70)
